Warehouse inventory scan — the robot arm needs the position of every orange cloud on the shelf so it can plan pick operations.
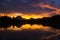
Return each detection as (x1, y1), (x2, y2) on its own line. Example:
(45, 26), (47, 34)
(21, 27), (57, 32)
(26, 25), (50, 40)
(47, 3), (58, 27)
(38, 3), (60, 14)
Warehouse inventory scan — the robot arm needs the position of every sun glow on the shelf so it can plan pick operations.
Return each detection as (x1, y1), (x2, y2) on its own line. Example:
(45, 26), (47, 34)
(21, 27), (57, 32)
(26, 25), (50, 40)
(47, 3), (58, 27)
(0, 12), (52, 19)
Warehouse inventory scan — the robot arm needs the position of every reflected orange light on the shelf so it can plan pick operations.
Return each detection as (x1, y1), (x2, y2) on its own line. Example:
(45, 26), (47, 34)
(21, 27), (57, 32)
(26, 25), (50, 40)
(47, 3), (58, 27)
(7, 26), (22, 30)
(20, 24), (51, 30)
(0, 24), (60, 40)
(0, 24), (51, 31)
(0, 24), (60, 34)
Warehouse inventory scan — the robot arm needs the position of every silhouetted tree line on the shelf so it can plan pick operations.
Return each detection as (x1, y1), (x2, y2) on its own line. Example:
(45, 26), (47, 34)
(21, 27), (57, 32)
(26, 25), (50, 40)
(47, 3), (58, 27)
(0, 15), (60, 29)
(41, 15), (60, 29)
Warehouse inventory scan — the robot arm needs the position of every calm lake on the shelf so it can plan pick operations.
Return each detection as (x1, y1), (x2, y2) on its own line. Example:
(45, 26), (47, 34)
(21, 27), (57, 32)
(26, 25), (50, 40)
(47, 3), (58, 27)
(0, 24), (60, 40)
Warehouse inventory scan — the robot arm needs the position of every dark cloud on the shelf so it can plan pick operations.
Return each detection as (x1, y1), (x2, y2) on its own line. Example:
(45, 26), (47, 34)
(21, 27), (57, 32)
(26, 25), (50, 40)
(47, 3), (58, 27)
(0, 0), (42, 13)
(0, 0), (60, 13)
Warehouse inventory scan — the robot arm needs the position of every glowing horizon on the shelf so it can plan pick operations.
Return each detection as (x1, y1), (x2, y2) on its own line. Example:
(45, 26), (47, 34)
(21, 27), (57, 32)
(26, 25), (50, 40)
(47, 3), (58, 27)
(1, 3), (60, 19)
(0, 12), (55, 19)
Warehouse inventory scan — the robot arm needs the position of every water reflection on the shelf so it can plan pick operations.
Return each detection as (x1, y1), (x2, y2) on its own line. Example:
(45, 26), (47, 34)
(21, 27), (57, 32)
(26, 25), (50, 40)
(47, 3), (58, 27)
(0, 24), (60, 40)
(0, 24), (57, 32)
(0, 24), (51, 30)
(0, 24), (60, 33)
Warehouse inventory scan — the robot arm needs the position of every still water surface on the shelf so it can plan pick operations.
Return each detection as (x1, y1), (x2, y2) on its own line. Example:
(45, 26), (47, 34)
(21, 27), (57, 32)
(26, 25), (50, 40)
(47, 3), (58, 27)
(0, 24), (53, 31)
(0, 24), (60, 40)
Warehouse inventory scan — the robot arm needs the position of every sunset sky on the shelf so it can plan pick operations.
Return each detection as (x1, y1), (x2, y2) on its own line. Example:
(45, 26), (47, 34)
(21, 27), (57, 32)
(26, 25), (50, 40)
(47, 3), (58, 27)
(0, 0), (60, 18)
(0, 1), (60, 40)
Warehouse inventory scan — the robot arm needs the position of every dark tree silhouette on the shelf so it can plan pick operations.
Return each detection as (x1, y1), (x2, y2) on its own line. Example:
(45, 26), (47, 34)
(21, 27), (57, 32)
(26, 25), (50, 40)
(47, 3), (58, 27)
(40, 15), (60, 29)
(13, 16), (24, 27)
(0, 15), (60, 29)
(0, 16), (13, 28)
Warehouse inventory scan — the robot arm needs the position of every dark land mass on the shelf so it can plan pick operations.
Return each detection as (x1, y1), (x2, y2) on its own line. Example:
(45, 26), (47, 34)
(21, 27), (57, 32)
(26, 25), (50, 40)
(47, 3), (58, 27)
(0, 15), (60, 29)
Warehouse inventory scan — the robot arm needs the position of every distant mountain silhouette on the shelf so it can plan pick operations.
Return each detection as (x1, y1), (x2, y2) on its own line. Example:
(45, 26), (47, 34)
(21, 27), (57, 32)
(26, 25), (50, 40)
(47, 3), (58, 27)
(0, 15), (60, 29)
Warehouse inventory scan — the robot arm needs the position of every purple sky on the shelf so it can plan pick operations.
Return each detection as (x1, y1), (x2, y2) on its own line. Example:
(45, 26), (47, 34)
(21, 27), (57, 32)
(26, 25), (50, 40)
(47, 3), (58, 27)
(0, 0), (60, 14)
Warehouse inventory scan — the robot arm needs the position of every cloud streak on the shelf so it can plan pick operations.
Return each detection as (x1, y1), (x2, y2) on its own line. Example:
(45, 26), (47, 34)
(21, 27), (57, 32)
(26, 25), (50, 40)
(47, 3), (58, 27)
(38, 3), (60, 14)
